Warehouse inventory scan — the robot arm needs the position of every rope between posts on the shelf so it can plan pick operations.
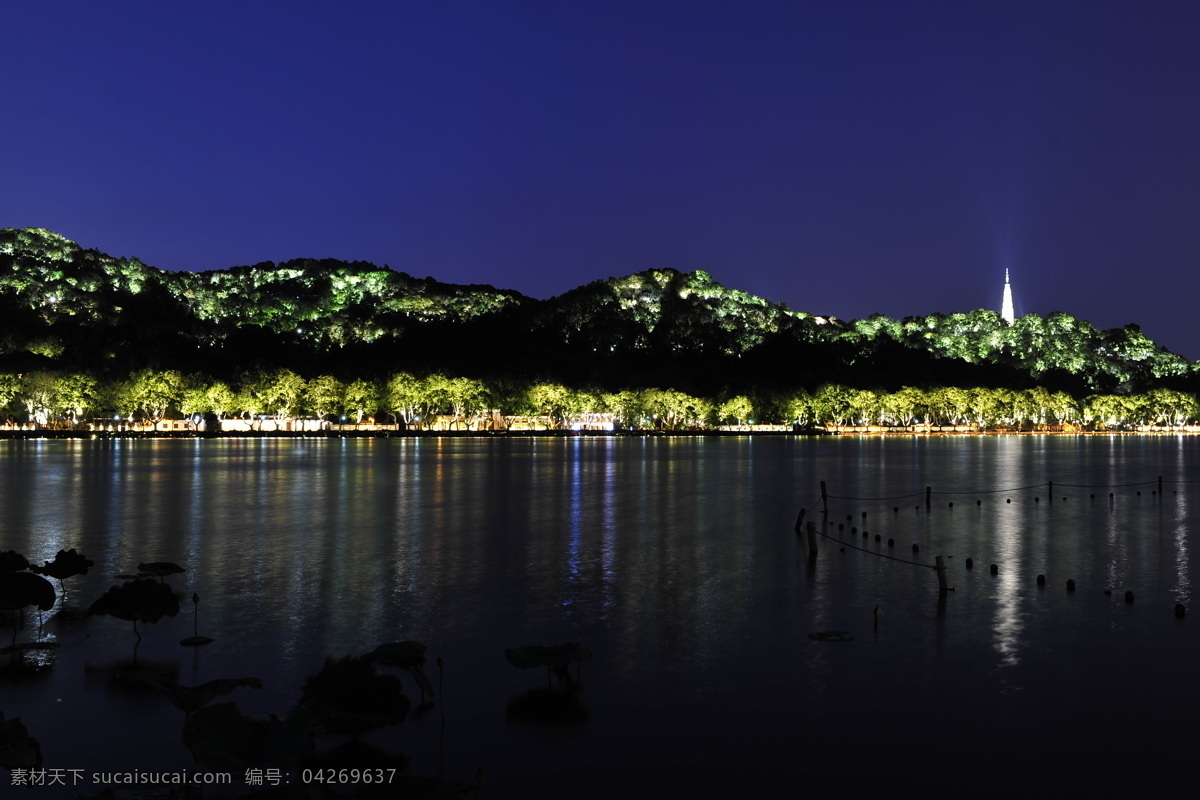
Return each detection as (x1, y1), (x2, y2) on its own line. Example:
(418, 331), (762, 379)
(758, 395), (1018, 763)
(806, 524), (936, 570)
(1054, 480), (1158, 488)
(827, 477), (1178, 501)
(827, 491), (925, 501)
(800, 496), (823, 515)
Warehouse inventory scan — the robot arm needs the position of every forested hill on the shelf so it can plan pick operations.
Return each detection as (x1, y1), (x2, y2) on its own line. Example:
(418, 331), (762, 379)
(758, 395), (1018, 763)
(0, 227), (1193, 396)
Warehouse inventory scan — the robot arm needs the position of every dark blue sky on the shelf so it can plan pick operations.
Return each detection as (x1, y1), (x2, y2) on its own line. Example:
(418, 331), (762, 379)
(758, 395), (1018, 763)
(4, 1), (1199, 356)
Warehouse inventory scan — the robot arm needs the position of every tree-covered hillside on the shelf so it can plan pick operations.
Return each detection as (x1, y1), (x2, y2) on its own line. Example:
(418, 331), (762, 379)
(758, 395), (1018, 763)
(0, 227), (1194, 397)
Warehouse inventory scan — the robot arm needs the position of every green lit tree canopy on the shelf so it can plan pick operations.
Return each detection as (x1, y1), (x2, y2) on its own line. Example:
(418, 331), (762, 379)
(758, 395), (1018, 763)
(3, 228), (1198, 407)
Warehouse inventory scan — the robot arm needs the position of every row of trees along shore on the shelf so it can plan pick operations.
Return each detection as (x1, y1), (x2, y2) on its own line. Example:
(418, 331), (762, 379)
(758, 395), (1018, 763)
(3, 369), (1200, 432)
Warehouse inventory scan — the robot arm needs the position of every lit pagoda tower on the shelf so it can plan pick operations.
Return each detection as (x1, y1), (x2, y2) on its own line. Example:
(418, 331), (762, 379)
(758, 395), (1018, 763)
(1001, 269), (1015, 324)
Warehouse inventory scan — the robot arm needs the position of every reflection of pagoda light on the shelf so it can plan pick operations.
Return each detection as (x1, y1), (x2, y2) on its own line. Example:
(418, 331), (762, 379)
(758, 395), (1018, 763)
(1001, 269), (1015, 324)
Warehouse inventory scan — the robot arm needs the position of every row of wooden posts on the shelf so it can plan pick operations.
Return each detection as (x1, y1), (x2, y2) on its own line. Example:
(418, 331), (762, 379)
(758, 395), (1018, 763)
(795, 475), (1168, 595)
(812, 477), (1164, 515)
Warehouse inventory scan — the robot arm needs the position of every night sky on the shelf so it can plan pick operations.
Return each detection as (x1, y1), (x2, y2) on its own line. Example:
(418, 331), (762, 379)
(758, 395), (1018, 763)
(4, 2), (1199, 356)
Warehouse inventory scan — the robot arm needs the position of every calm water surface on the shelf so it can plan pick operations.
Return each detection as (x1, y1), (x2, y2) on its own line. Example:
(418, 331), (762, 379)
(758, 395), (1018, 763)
(2, 436), (1199, 796)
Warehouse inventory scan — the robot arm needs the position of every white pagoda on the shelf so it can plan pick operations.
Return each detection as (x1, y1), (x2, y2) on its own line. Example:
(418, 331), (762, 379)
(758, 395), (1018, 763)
(1001, 269), (1015, 324)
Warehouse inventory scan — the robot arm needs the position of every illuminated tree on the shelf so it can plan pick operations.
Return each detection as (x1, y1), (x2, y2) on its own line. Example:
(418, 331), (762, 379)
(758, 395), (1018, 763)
(928, 386), (969, 426)
(880, 387), (926, 427)
(1082, 394), (1129, 429)
(305, 375), (345, 420)
(1047, 391), (1078, 426)
(811, 384), (855, 427)
(264, 370), (306, 419)
(528, 382), (578, 428)
(54, 373), (99, 426)
(642, 388), (707, 430)
(444, 377), (487, 429)
(178, 383), (207, 418)
(573, 389), (607, 419)
(481, 378), (529, 423)
(385, 372), (423, 427)
(717, 396), (754, 426)
(604, 390), (647, 429)
(343, 379), (380, 424)
(120, 369), (186, 423)
(1143, 389), (1199, 427)
(0, 374), (19, 421)
(239, 370), (305, 420)
(416, 374), (452, 428)
(17, 371), (58, 426)
(205, 382), (238, 419)
(785, 390), (814, 427)
(843, 388), (880, 426)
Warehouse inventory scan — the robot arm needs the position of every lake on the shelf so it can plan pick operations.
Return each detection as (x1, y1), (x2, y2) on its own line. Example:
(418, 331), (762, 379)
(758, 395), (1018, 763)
(1, 435), (1198, 797)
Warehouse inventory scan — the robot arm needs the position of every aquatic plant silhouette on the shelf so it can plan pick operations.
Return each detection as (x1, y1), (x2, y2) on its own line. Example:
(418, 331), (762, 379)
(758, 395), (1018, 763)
(0, 571), (56, 647)
(507, 686), (590, 725)
(180, 592), (214, 646)
(0, 551), (30, 574)
(505, 642), (593, 688)
(137, 561), (186, 583)
(124, 671), (263, 715)
(87, 578), (180, 641)
(369, 641), (435, 703)
(183, 702), (313, 773)
(299, 655), (410, 736)
(0, 711), (42, 769)
(30, 548), (94, 602)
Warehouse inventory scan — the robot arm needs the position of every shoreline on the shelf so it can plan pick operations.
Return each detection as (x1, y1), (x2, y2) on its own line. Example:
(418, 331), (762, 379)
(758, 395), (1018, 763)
(0, 428), (1196, 440)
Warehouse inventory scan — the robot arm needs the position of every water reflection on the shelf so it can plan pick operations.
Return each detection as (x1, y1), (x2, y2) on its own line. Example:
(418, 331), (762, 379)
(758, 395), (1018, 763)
(989, 438), (1027, 668)
(3, 436), (1200, 794)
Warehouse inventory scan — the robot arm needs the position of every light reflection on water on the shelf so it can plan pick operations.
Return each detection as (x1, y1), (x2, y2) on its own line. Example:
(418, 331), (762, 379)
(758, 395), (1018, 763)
(2, 435), (1200, 795)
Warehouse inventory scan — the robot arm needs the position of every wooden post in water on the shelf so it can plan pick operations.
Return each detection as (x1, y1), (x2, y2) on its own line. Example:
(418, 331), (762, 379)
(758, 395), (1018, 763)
(935, 555), (948, 593)
(795, 509), (805, 532)
(925, 486), (931, 510)
(1048, 481), (1053, 502)
(820, 481), (828, 514)
(806, 521), (818, 557)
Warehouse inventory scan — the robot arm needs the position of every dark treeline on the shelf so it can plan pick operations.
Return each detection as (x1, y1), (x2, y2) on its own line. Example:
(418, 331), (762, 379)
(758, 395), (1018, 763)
(2, 227), (1198, 414)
